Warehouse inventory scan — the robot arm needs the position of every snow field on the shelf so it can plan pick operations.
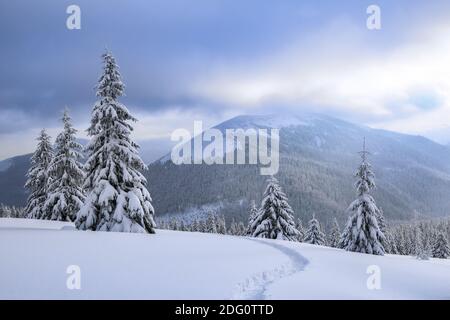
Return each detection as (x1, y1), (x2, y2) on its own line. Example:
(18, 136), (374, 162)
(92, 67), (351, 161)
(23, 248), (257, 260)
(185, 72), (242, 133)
(0, 222), (449, 299)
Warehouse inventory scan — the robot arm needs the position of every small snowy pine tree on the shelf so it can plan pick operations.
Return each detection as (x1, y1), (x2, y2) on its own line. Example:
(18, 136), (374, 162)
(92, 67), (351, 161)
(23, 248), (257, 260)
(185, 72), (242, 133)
(432, 232), (450, 259)
(384, 229), (398, 254)
(216, 215), (227, 234)
(304, 215), (326, 245)
(250, 177), (300, 241)
(191, 219), (199, 232)
(206, 214), (218, 233)
(199, 219), (207, 233)
(229, 219), (239, 235)
(24, 129), (53, 219)
(328, 217), (340, 248)
(246, 200), (259, 235)
(339, 139), (385, 255)
(415, 227), (430, 260)
(0, 204), (11, 218)
(295, 218), (305, 242)
(76, 52), (156, 233)
(43, 109), (85, 221)
(237, 221), (246, 236)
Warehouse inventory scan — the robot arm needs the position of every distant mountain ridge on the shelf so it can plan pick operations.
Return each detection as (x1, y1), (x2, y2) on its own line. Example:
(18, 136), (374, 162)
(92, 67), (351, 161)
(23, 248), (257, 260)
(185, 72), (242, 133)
(146, 112), (450, 227)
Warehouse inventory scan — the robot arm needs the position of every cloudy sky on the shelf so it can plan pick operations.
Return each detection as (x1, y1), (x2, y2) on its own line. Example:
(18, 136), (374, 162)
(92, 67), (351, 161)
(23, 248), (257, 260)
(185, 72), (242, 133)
(2, 0), (450, 159)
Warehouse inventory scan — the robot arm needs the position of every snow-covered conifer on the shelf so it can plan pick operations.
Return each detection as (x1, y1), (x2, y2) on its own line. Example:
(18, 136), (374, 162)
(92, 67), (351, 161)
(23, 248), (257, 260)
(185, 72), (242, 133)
(170, 218), (180, 230)
(24, 129), (53, 219)
(328, 217), (340, 248)
(404, 227), (415, 255)
(190, 219), (199, 232)
(199, 219), (207, 233)
(216, 215), (227, 234)
(395, 231), (407, 255)
(384, 229), (398, 254)
(432, 232), (450, 259)
(0, 204), (11, 218)
(376, 207), (387, 234)
(415, 227), (430, 260)
(304, 215), (326, 245)
(339, 139), (385, 255)
(246, 200), (259, 235)
(237, 221), (246, 236)
(295, 218), (305, 242)
(250, 177), (300, 241)
(76, 52), (156, 233)
(229, 219), (239, 235)
(206, 214), (218, 233)
(43, 109), (85, 221)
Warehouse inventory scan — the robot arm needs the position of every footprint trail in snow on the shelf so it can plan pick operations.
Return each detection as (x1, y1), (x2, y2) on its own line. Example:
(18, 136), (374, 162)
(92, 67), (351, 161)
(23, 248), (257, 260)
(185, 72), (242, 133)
(232, 239), (309, 300)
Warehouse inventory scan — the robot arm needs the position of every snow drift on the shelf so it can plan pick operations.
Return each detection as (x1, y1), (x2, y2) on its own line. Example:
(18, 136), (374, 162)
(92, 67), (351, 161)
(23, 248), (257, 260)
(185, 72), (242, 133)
(0, 220), (449, 299)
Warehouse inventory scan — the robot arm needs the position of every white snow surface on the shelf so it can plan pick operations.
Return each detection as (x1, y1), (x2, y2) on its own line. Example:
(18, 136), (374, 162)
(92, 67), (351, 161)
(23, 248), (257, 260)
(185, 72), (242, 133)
(0, 221), (449, 299)
(0, 218), (75, 230)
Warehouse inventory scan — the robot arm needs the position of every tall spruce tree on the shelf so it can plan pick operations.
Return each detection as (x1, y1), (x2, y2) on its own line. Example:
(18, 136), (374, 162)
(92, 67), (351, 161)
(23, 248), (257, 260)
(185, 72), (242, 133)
(76, 52), (156, 233)
(25, 129), (53, 219)
(304, 215), (326, 245)
(339, 139), (385, 255)
(250, 177), (300, 241)
(43, 109), (85, 221)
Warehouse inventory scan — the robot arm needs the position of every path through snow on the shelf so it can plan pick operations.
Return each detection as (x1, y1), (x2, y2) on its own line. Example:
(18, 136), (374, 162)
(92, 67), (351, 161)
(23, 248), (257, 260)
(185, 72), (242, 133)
(232, 239), (309, 300)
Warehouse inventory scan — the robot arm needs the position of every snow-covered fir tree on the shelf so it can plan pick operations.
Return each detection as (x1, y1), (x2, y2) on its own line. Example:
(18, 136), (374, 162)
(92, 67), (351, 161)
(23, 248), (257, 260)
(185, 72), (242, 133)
(169, 218), (178, 230)
(415, 226), (430, 260)
(250, 177), (300, 241)
(76, 52), (156, 233)
(246, 200), (259, 235)
(0, 204), (23, 218)
(328, 217), (340, 248)
(43, 109), (85, 221)
(237, 221), (246, 236)
(304, 215), (326, 245)
(376, 207), (387, 234)
(199, 219), (207, 233)
(339, 139), (385, 255)
(395, 230), (407, 255)
(24, 129), (53, 219)
(216, 215), (227, 234)
(190, 219), (199, 232)
(384, 230), (398, 254)
(422, 228), (434, 257)
(432, 232), (450, 259)
(206, 214), (218, 233)
(0, 204), (12, 218)
(229, 219), (239, 235)
(403, 226), (415, 255)
(295, 218), (305, 242)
